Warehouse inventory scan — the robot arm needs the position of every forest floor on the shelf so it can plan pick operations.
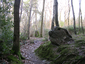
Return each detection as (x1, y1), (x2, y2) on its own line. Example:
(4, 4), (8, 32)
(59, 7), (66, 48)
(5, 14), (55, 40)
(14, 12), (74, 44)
(20, 37), (50, 64)
(1, 35), (85, 64)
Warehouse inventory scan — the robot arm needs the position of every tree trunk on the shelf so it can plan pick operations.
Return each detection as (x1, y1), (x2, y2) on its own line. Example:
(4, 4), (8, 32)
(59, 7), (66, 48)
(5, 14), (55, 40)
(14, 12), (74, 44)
(71, 0), (76, 35)
(78, 0), (81, 32)
(64, 11), (66, 27)
(28, 0), (33, 39)
(54, 0), (59, 26)
(34, 1), (38, 31)
(51, 0), (59, 30)
(19, 0), (23, 21)
(35, 13), (37, 30)
(79, 0), (84, 34)
(51, 17), (54, 30)
(81, 12), (84, 34)
(12, 0), (20, 54)
(40, 0), (45, 37)
(68, 0), (70, 28)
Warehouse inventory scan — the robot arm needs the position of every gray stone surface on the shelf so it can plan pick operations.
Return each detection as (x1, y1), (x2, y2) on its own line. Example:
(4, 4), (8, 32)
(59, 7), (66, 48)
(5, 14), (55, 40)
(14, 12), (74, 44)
(49, 26), (74, 45)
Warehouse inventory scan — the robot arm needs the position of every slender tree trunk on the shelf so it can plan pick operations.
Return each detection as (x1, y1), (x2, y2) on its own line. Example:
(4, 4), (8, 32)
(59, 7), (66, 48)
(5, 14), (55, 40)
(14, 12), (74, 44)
(12, 0), (20, 54)
(35, 13), (37, 30)
(51, 17), (54, 30)
(78, 0), (81, 32)
(19, 0), (23, 21)
(79, 0), (84, 34)
(64, 11), (66, 27)
(78, 0), (84, 34)
(40, 0), (45, 37)
(28, 0), (33, 39)
(51, 0), (59, 30)
(81, 12), (84, 34)
(71, 0), (76, 35)
(68, 0), (70, 27)
(54, 0), (59, 26)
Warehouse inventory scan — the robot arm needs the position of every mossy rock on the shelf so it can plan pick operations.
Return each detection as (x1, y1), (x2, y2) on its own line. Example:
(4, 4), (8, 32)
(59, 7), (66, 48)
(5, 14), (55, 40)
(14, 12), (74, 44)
(35, 31), (39, 37)
(75, 40), (85, 47)
(35, 38), (85, 64)
(35, 41), (56, 60)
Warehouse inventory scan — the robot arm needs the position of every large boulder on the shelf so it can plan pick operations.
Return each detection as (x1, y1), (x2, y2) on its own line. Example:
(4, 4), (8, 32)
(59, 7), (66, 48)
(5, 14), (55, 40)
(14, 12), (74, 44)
(49, 26), (74, 45)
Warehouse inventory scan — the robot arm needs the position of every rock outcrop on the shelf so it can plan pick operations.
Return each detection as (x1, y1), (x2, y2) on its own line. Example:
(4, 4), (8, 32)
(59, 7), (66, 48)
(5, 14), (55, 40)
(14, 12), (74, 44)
(49, 26), (74, 45)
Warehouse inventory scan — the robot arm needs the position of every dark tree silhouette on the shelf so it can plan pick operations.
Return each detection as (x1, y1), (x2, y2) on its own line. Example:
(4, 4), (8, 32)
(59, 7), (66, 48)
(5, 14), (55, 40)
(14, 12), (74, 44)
(54, 0), (59, 26)
(51, 0), (59, 30)
(12, 0), (21, 54)
(71, 0), (76, 34)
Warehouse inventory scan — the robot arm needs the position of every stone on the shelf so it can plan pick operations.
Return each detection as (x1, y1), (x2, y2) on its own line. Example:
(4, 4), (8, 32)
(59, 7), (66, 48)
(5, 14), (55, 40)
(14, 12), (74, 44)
(49, 26), (74, 45)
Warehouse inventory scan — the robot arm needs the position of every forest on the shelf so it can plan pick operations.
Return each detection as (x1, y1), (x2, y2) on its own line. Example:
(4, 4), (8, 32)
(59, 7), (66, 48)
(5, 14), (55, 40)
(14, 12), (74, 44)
(0, 0), (85, 64)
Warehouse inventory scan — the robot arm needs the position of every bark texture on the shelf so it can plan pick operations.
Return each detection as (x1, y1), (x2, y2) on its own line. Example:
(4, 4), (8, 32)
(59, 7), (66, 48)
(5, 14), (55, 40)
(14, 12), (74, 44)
(53, 0), (59, 26)
(12, 0), (21, 54)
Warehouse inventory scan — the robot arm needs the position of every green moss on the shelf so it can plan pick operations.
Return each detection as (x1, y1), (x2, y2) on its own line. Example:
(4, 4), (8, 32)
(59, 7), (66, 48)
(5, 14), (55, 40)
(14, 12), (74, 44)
(75, 55), (82, 60)
(57, 45), (69, 52)
(51, 54), (78, 64)
(60, 48), (69, 55)
(35, 41), (55, 60)
(75, 40), (85, 43)
(8, 55), (23, 64)
(35, 37), (85, 64)
(75, 40), (85, 47)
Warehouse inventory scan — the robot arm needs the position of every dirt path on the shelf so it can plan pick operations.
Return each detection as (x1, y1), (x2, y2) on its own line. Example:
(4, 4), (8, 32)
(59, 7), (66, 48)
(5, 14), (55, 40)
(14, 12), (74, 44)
(20, 38), (50, 64)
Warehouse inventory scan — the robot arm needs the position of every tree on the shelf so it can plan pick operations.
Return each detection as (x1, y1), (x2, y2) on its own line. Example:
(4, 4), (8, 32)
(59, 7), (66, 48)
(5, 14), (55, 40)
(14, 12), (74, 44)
(54, 0), (59, 26)
(78, 0), (81, 32)
(20, 0), (23, 21)
(51, 17), (54, 30)
(12, 0), (21, 54)
(28, 0), (33, 39)
(40, 0), (45, 37)
(71, 0), (76, 34)
(51, 0), (59, 30)
(79, 0), (84, 34)
(68, 0), (70, 27)
(32, 0), (38, 31)
(81, 12), (84, 34)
